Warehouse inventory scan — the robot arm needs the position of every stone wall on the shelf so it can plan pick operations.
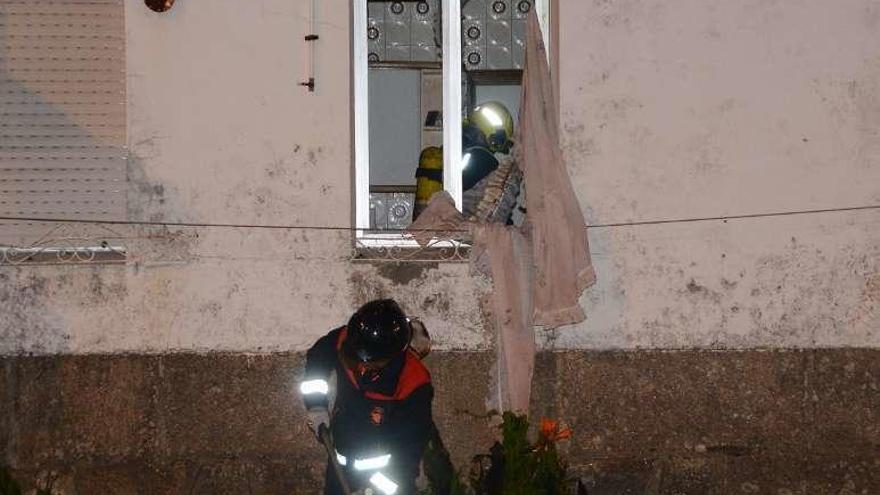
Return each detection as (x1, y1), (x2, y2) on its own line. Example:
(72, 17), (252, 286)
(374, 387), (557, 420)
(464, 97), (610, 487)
(3, 350), (877, 493)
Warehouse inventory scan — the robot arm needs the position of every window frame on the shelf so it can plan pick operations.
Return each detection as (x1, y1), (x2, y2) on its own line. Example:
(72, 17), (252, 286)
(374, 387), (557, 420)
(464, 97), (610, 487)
(353, 0), (462, 248)
(352, 0), (550, 248)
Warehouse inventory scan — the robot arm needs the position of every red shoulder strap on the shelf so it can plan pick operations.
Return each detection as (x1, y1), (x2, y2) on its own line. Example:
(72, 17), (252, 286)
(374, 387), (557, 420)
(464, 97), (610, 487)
(338, 327), (431, 400)
(365, 351), (431, 401)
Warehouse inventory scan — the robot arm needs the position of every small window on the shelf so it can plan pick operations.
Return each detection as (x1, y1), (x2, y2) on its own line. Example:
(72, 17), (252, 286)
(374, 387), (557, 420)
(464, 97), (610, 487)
(354, 0), (543, 247)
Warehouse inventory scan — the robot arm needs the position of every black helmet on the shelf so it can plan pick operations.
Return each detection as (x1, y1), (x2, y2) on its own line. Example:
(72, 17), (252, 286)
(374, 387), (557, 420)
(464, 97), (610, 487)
(344, 299), (412, 364)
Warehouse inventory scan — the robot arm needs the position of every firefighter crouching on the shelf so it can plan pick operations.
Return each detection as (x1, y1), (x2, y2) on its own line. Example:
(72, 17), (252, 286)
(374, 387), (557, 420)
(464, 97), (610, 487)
(300, 299), (434, 494)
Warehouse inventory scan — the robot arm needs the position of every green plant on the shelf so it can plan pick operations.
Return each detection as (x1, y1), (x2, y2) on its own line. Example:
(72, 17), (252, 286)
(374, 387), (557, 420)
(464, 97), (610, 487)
(492, 412), (570, 495)
(424, 413), (572, 495)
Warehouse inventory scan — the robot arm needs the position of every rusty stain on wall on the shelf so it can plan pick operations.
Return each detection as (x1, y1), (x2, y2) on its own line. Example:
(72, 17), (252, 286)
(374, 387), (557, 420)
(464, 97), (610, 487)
(375, 262), (438, 286)
(126, 154), (176, 224)
(348, 270), (388, 308)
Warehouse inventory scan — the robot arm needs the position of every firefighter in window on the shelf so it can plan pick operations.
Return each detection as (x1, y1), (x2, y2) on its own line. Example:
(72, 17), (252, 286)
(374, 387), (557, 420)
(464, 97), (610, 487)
(300, 299), (444, 495)
(413, 101), (515, 220)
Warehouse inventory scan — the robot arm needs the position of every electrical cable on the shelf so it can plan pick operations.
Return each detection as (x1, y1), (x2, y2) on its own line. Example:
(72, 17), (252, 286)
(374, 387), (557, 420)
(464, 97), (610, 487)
(0, 215), (458, 233)
(0, 204), (878, 233)
(584, 204), (880, 229)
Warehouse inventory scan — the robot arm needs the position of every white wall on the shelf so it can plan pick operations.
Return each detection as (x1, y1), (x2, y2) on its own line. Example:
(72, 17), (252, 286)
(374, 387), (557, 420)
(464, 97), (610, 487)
(1, 0), (878, 354)
(550, 0), (880, 348)
(125, 0), (350, 227)
(0, 0), (489, 354)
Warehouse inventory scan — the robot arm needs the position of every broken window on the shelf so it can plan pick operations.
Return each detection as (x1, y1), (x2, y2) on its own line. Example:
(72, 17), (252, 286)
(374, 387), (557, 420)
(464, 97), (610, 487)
(354, 0), (542, 246)
(0, 0), (126, 259)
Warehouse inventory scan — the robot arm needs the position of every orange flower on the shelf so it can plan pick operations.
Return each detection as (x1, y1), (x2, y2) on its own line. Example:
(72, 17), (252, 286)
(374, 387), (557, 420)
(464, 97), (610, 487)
(540, 418), (557, 437)
(556, 427), (572, 441)
(539, 418), (573, 442)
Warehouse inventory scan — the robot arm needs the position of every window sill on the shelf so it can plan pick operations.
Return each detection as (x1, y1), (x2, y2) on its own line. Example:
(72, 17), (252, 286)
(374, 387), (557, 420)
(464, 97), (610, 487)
(0, 245), (126, 266)
(353, 232), (470, 263)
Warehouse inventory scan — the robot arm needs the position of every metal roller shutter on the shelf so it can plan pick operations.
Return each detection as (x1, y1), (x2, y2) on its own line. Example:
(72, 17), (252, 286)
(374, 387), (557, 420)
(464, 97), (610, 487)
(0, 0), (125, 247)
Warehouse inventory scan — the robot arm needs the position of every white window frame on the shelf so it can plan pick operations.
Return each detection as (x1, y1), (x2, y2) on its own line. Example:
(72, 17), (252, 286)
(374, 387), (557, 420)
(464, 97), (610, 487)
(537, 0), (551, 59)
(353, 0), (462, 247)
(353, 0), (549, 248)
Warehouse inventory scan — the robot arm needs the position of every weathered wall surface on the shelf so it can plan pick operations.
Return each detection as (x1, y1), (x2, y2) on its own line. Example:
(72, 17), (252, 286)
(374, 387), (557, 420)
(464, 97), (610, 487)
(555, 0), (880, 349)
(0, 0), (489, 355)
(0, 1), (877, 354)
(3, 350), (877, 493)
(6, 0), (880, 353)
(1, 1), (879, 492)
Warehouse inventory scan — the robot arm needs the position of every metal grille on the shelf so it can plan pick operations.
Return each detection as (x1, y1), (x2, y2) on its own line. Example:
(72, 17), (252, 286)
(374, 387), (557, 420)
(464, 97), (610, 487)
(367, 1), (441, 63)
(462, 0), (529, 70)
(0, 0), (125, 246)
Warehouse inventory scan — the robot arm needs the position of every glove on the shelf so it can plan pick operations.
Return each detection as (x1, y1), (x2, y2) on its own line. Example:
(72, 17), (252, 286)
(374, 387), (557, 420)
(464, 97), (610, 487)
(306, 407), (330, 441)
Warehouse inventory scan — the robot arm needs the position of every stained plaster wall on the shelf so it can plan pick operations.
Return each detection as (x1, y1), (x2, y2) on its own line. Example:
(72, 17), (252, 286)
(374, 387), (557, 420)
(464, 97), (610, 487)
(0, 0), (489, 355)
(2, 0), (879, 355)
(550, 0), (880, 349)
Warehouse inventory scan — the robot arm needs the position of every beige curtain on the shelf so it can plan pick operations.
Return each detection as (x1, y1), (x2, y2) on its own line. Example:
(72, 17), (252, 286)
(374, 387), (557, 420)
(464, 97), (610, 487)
(408, 11), (595, 413)
(517, 11), (596, 327)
